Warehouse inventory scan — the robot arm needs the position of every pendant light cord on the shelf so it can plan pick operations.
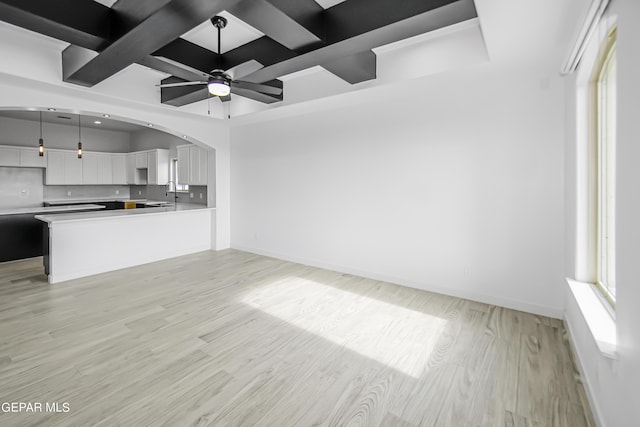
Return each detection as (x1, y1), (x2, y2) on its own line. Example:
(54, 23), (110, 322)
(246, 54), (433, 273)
(39, 111), (43, 138)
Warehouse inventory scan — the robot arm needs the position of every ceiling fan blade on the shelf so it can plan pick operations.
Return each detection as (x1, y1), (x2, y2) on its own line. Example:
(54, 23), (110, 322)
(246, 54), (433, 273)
(224, 60), (263, 80)
(152, 56), (212, 79)
(230, 86), (282, 104)
(233, 80), (283, 96)
(156, 81), (207, 88)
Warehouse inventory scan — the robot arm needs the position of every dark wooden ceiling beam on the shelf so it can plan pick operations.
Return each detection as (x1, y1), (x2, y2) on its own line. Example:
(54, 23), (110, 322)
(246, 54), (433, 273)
(62, 0), (243, 87)
(321, 50), (376, 84)
(227, 0), (324, 51)
(153, 38), (220, 75)
(0, 0), (111, 51)
(111, 0), (173, 37)
(240, 0), (477, 84)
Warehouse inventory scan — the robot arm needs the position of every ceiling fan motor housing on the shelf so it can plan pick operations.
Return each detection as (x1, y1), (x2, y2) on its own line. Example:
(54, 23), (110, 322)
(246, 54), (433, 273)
(211, 16), (227, 29)
(208, 72), (231, 96)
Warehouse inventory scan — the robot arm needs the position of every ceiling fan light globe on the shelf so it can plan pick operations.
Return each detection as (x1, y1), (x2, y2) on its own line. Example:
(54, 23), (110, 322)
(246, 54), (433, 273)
(208, 80), (231, 97)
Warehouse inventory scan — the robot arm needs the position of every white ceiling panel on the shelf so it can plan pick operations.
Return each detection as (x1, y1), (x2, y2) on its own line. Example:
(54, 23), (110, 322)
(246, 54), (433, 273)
(314, 0), (348, 9)
(93, 0), (117, 7)
(181, 11), (263, 54)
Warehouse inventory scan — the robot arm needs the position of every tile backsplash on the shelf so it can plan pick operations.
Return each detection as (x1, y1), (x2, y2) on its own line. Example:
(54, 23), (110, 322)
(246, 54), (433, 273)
(44, 185), (130, 201)
(130, 185), (208, 205)
(0, 167), (44, 209)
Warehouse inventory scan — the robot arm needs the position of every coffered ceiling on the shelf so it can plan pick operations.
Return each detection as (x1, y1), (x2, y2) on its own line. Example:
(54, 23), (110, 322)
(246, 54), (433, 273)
(0, 0), (479, 114)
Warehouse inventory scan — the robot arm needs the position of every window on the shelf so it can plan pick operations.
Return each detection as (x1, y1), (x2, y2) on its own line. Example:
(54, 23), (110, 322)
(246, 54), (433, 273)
(593, 28), (616, 305)
(170, 158), (189, 192)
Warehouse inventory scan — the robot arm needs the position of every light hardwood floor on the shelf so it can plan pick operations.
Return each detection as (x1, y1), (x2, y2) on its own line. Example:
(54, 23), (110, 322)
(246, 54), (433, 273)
(0, 250), (594, 427)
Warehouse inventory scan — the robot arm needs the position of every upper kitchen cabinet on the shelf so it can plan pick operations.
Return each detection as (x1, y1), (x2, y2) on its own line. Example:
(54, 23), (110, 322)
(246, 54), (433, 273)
(112, 154), (127, 185)
(126, 149), (169, 185)
(82, 153), (99, 184)
(0, 146), (47, 168)
(0, 146), (20, 166)
(97, 154), (113, 185)
(81, 153), (113, 185)
(177, 145), (190, 185)
(135, 152), (148, 169)
(178, 144), (208, 186)
(147, 149), (169, 185)
(46, 150), (82, 185)
(190, 146), (208, 186)
(18, 147), (47, 168)
(126, 153), (136, 185)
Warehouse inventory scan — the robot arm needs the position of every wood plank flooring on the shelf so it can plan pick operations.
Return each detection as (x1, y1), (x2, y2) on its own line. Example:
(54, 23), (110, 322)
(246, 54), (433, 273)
(0, 250), (594, 427)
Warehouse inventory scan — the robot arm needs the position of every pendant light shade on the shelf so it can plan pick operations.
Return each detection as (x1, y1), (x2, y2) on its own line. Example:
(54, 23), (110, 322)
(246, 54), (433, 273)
(77, 115), (83, 159)
(38, 111), (45, 156)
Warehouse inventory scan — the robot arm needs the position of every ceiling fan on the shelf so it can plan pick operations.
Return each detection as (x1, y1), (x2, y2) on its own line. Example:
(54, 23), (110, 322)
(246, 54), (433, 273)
(156, 16), (283, 102)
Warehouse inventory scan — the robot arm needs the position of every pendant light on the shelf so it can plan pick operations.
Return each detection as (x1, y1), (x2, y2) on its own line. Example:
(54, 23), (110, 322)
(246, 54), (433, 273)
(38, 111), (45, 156)
(77, 115), (83, 159)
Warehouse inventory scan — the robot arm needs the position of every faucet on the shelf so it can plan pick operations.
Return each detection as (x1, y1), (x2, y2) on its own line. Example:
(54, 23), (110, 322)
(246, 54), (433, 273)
(165, 181), (179, 204)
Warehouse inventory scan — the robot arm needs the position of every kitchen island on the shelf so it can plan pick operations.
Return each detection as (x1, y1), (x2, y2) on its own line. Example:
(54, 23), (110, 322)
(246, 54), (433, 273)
(36, 204), (215, 283)
(0, 204), (105, 263)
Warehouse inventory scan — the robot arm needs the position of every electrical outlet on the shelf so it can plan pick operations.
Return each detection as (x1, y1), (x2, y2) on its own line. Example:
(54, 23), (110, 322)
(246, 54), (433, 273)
(190, 192), (194, 198)
(20, 189), (28, 198)
(199, 193), (203, 199)
(67, 191), (72, 197)
(115, 190), (120, 195)
(254, 232), (259, 240)
(138, 190), (142, 196)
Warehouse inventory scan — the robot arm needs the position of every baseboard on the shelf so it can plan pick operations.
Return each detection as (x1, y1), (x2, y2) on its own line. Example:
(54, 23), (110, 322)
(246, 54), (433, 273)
(563, 313), (606, 427)
(231, 245), (563, 319)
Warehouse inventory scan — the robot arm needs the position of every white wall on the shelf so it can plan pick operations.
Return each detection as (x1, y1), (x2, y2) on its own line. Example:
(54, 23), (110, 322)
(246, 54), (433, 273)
(563, 0), (640, 425)
(130, 128), (188, 160)
(0, 116), (130, 152)
(231, 63), (566, 317)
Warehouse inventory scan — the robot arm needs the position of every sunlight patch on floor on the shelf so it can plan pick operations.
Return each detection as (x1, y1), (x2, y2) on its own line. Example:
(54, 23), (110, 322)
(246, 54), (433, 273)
(241, 276), (448, 378)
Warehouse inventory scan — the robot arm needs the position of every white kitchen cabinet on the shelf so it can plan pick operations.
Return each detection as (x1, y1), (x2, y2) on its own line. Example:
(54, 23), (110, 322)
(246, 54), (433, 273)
(82, 153), (99, 185)
(65, 152), (83, 184)
(97, 153), (113, 184)
(19, 147), (47, 168)
(135, 152), (148, 169)
(0, 147), (20, 166)
(177, 145), (190, 185)
(177, 144), (208, 186)
(126, 153), (136, 184)
(112, 154), (127, 185)
(189, 146), (208, 186)
(45, 151), (65, 185)
(46, 150), (83, 185)
(147, 149), (169, 185)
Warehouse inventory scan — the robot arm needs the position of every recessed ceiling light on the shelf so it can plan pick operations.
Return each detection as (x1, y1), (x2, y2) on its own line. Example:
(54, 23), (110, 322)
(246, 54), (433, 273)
(47, 108), (56, 111)
(182, 135), (188, 139)
(94, 120), (102, 124)
(147, 123), (153, 127)
(102, 114), (110, 118)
